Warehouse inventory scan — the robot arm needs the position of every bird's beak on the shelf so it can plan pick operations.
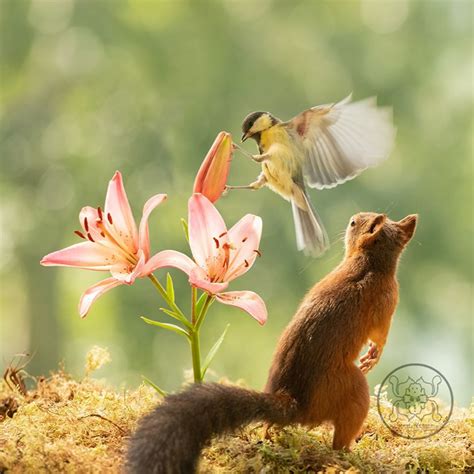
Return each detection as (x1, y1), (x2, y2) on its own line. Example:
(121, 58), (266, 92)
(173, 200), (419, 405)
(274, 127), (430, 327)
(241, 132), (250, 142)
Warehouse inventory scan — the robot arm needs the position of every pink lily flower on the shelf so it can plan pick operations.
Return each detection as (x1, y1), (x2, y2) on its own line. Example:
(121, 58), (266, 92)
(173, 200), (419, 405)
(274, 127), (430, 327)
(193, 131), (233, 203)
(148, 193), (267, 325)
(41, 171), (168, 318)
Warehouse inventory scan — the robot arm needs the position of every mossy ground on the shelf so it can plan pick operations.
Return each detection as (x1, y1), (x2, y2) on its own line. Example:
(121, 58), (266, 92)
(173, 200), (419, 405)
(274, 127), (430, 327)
(0, 351), (472, 473)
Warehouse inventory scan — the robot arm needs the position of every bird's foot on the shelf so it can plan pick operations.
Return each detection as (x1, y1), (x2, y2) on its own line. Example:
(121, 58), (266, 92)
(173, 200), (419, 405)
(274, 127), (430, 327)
(251, 153), (269, 163)
(225, 184), (256, 191)
(232, 142), (254, 159)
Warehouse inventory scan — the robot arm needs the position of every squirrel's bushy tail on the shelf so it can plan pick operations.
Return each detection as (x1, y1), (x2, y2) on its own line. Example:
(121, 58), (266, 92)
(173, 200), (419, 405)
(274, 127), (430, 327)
(126, 383), (296, 474)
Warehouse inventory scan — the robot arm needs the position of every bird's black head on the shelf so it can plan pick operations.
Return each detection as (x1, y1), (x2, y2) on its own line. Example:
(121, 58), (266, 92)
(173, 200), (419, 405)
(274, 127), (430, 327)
(241, 111), (279, 142)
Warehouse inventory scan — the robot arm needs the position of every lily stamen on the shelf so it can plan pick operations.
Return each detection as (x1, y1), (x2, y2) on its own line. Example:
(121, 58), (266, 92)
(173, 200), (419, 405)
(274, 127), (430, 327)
(222, 243), (231, 269)
(94, 219), (137, 264)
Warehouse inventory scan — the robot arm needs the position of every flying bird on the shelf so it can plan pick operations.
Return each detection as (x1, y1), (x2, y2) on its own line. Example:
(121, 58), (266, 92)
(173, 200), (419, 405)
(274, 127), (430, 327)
(228, 94), (395, 257)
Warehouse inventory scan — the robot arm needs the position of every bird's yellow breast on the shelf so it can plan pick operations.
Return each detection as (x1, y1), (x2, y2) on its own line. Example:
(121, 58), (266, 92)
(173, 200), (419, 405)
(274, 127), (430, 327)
(259, 125), (291, 152)
(259, 125), (302, 199)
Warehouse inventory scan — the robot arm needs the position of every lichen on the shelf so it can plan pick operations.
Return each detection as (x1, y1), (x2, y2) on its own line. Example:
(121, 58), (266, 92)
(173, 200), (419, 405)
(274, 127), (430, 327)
(84, 346), (112, 376)
(0, 371), (157, 473)
(0, 363), (472, 473)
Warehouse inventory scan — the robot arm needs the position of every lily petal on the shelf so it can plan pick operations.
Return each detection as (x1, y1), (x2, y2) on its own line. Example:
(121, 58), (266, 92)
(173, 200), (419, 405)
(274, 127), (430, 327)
(193, 131), (233, 203)
(140, 249), (197, 277)
(188, 194), (228, 268)
(104, 171), (138, 252)
(189, 266), (229, 294)
(225, 214), (263, 281)
(79, 206), (105, 242)
(41, 242), (121, 271)
(215, 290), (267, 325)
(79, 277), (124, 318)
(138, 194), (167, 259)
(127, 248), (147, 284)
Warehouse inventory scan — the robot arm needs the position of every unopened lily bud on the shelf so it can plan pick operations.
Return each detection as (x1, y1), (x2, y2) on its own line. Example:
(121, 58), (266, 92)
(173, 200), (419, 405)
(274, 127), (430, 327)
(193, 131), (233, 203)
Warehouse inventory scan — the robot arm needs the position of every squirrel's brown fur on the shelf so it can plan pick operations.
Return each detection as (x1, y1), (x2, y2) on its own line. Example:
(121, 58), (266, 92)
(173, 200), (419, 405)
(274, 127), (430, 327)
(126, 212), (417, 473)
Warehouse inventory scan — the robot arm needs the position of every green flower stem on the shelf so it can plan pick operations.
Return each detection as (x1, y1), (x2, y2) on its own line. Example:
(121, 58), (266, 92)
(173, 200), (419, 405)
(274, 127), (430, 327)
(189, 290), (214, 383)
(190, 329), (202, 383)
(148, 273), (215, 383)
(189, 286), (202, 383)
(191, 286), (198, 325)
(196, 294), (214, 331)
(189, 293), (214, 382)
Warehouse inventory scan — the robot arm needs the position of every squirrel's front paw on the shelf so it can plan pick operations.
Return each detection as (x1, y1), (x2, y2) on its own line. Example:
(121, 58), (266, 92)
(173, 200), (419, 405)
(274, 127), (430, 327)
(359, 343), (380, 374)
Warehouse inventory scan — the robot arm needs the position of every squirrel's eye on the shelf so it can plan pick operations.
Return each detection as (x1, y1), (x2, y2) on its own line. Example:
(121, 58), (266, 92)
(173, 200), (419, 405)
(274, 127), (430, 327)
(350, 220), (356, 227)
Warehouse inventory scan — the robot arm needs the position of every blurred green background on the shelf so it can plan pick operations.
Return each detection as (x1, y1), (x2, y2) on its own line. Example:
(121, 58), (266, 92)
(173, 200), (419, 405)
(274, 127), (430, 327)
(1, 0), (472, 406)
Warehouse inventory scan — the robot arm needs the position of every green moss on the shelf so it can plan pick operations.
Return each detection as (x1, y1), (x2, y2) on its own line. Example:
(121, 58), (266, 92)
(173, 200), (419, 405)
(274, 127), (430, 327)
(0, 365), (472, 473)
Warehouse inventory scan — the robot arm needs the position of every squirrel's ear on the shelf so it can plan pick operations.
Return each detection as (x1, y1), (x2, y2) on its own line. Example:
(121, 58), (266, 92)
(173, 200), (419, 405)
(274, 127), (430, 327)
(361, 214), (386, 246)
(396, 214), (418, 244)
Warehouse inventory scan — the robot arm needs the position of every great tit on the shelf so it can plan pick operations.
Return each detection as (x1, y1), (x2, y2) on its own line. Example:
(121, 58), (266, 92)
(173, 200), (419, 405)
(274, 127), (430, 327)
(229, 94), (395, 257)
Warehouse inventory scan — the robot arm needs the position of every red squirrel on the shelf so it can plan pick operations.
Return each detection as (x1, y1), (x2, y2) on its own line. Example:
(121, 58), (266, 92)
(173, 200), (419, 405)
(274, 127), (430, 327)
(126, 212), (417, 473)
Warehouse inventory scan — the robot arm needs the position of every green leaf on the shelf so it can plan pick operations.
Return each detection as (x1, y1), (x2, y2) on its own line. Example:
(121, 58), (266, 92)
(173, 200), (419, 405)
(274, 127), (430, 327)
(166, 273), (175, 302)
(154, 307), (192, 330)
(141, 316), (190, 339)
(142, 375), (167, 397)
(181, 218), (189, 243)
(195, 292), (208, 317)
(201, 324), (230, 378)
(159, 307), (180, 319)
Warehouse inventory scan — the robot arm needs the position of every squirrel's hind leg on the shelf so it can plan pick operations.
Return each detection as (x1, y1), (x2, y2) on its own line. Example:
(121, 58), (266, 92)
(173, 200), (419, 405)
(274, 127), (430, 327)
(331, 367), (370, 450)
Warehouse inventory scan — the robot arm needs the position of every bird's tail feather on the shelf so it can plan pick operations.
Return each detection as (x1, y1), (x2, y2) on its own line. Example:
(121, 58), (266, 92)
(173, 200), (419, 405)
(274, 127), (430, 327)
(291, 191), (329, 257)
(126, 383), (296, 474)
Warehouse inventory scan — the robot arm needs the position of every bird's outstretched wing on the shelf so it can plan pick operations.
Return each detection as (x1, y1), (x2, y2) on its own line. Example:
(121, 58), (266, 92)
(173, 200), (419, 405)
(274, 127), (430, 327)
(285, 94), (396, 190)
